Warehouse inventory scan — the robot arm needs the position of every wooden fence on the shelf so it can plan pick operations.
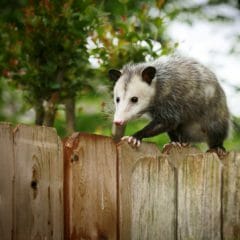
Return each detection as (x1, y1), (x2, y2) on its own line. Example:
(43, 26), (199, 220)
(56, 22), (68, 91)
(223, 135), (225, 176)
(0, 123), (240, 240)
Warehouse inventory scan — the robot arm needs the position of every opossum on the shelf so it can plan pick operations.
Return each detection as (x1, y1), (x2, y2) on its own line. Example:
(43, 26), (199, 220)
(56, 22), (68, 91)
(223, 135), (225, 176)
(109, 56), (230, 153)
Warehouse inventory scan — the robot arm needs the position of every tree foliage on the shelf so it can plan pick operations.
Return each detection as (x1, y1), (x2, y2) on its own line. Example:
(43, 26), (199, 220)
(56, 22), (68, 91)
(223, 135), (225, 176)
(0, 0), (173, 129)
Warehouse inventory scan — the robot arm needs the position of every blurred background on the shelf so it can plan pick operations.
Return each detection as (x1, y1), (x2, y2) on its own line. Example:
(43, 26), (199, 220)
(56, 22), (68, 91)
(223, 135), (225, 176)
(0, 0), (239, 150)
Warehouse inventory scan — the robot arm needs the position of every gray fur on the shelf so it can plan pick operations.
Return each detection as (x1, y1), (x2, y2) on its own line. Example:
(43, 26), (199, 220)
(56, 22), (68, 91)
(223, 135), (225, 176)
(113, 55), (230, 149)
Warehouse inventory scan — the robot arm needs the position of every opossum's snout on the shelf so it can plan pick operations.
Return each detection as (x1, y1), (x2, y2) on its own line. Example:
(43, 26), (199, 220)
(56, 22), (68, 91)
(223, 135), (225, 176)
(113, 96), (140, 125)
(113, 111), (128, 126)
(113, 99), (141, 126)
(114, 120), (125, 126)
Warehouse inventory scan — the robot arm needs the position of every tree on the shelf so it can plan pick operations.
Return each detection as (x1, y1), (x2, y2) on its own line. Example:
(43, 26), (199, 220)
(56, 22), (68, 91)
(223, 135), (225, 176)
(1, 0), (173, 133)
(1, 0), (102, 128)
(94, 1), (173, 74)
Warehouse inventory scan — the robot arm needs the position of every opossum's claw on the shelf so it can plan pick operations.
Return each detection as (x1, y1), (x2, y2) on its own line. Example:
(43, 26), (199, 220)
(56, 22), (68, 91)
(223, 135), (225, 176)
(131, 137), (141, 148)
(128, 136), (133, 144)
(171, 141), (187, 147)
(181, 142), (190, 147)
(207, 147), (228, 159)
(136, 140), (141, 147)
(121, 136), (130, 141)
(162, 141), (190, 154)
(121, 136), (141, 148)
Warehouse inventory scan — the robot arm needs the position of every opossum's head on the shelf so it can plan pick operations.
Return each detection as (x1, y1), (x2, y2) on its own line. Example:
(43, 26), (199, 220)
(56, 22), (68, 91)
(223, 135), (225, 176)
(109, 66), (156, 126)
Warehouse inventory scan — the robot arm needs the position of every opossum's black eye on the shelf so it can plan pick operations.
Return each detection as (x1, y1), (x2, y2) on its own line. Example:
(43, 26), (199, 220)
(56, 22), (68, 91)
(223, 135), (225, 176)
(131, 97), (138, 103)
(116, 97), (120, 103)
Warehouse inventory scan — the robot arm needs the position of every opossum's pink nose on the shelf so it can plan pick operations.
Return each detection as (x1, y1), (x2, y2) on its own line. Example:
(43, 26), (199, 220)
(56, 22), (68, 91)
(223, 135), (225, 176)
(114, 120), (125, 126)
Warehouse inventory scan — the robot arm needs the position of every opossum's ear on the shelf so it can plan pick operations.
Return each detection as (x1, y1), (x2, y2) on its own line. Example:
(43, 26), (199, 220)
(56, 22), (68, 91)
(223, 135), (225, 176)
(142, 66), (156, 85)
(108, 69), (121, 82)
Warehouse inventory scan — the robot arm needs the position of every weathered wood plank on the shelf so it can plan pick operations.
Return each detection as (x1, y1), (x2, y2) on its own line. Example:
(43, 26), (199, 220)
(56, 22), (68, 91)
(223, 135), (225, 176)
(118, 142), (176, 240)
(13, 124), (63, 240)
(165, 145), (202, 168)
(1, 122), (240, 240)
(130, 156), (176, 240)
(0, 123), (14, 240)
(64, 133), (117, 240)
(177, 153), (222, 240)
(222, 152), (240, 240)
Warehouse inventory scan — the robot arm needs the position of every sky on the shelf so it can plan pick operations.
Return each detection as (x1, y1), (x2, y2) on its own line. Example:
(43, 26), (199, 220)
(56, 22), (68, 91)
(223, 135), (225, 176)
(167, 3), (240, 116)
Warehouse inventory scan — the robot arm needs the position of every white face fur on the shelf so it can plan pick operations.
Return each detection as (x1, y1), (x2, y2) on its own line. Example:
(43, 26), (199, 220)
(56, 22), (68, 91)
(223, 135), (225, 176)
(113, 74), (156, 124)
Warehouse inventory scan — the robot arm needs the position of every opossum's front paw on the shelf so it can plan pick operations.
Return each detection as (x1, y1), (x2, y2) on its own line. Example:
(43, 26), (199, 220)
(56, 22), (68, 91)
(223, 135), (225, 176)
(121, 136), (141, 148)
(207, 147), (228, 159)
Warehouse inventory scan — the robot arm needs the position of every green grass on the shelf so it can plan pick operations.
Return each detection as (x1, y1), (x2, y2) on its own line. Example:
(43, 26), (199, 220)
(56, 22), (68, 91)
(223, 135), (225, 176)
(225, 130), (240, 151)
(55, 112), (112, 137)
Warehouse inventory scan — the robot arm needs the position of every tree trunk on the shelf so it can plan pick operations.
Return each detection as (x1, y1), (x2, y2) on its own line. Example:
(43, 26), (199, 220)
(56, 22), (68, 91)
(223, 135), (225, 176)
(35, 101), (44, 125)
(43, 106), (56, 127)
(42, 70), (64, 127)
(65, 98), (76, 135)
(43, 92), (59, 127)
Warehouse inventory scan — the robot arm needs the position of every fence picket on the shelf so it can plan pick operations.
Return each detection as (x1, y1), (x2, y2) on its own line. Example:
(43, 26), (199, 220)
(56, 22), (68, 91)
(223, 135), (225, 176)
(13, 124), (63, 240)
(64, 133), (117, 240)
(177, 153), (222, 240)
(0, 123), (14, 240)
(117, 142), (163, 240)
(222, 152), (240, 240)
(130, 155), (176, 240)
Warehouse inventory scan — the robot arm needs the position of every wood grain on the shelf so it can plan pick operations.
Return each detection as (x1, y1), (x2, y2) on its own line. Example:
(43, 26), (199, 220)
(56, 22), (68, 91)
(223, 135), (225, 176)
(222, 152), (240, 240)
(0, 123), (14, 240)
(130, 155), (176, 240)
(13, 124), (63, 240)
(64, 133), (117, 240)
(177, 153), (222, 240)
(117, 141), (163, 240)
(164, 145), (202, 169)
(1, 123), (240, 239)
